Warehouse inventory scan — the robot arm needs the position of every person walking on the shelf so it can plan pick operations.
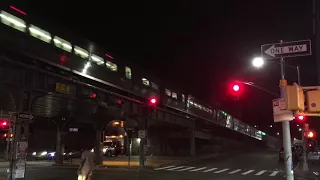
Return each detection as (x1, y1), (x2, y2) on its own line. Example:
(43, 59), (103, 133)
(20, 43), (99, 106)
(77, 146), (95, 180)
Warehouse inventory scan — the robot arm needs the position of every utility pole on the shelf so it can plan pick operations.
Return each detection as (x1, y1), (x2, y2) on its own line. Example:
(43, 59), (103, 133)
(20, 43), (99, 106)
(280, 57), (294, 180)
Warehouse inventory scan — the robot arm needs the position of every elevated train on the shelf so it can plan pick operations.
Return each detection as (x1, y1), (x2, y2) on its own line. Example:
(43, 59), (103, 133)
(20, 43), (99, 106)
(0, 6), (264, 141)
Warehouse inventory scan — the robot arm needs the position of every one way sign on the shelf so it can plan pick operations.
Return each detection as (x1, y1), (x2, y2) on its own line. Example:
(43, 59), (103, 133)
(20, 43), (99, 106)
(261, 40), (311, 59)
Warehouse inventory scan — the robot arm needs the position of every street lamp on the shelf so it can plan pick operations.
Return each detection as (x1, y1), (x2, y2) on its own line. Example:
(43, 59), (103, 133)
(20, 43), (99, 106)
(251, 57), (301, 85)
(251, 55), (306, 174)
(252, 57), (264, 68)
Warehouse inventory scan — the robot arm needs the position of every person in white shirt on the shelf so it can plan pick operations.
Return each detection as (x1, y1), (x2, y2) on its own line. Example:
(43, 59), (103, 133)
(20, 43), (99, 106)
(78, 147), (95, 180)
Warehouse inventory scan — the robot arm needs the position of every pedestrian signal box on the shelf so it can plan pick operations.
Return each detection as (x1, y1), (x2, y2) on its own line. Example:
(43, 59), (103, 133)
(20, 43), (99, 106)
(306, 90), (320, 112)
(285, 85), (304, 111)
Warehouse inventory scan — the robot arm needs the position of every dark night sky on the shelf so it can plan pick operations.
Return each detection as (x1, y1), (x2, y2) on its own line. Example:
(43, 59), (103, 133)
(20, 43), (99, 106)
(8, 0), (319, 136)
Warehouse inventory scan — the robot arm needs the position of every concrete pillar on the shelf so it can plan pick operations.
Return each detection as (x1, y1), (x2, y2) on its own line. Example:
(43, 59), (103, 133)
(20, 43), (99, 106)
(55, 125), (63, 164)
(94, 129), (102, 165)
(190, 128), (196, 157)
(139, 118), (147, 168)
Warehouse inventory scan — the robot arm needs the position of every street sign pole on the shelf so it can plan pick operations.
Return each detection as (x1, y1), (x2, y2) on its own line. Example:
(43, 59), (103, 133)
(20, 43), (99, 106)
(280, 57), (294, 180)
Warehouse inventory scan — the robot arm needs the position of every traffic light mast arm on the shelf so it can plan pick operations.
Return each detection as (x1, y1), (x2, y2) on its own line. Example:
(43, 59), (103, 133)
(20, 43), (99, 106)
(236, 81), (279, 96)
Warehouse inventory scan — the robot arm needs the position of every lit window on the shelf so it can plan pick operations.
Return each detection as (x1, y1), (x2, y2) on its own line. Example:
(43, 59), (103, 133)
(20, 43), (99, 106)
(0, 11), (26, 32)
(53, 36), (72, 52)
(172, 92), (177, 99)
(29, 25), (51, 43)
(151, 82), (159, 90)
(91, 54), (104, 65)
(182, 94), (185, 102)
(142, 78), (150, 86)
(74, 46), (89, 59)
(165, 89), (171, 97)
(125, 66), (132, 79)
(106, 61), (117, 71)
(189, 100), (194, 105)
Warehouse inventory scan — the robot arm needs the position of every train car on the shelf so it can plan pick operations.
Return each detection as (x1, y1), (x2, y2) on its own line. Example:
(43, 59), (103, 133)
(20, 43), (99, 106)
(0, 6), (267, 142)
(186, 95), (213, 121)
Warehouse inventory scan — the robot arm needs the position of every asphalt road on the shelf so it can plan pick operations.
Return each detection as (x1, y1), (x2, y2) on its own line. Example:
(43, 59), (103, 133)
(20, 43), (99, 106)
(0, 149), (317, 180)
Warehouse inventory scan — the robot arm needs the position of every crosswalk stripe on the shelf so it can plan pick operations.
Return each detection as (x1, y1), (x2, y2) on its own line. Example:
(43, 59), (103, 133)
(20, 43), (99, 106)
(203, 168), (217, 172)
(189, 167), (207, 172)
(255, 170), (266, 175)
(229, 169), (241, 174)
(154, 166), (175, 170)
(214, 168), (229, 173)
(269, 171), (279, 176)
(167, 166), (185, 171)
(242, 170), (254, 175)
(177, 167), (196, 171)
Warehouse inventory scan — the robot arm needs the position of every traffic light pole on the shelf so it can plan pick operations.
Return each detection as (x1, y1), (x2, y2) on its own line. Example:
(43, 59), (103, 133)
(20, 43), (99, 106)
(280, 57), (294, 180)
(296, 66), (309, 172)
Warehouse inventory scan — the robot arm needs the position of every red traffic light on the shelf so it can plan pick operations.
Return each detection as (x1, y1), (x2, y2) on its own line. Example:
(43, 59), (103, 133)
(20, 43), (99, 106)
(149, 97), (158, 105)
(298, 115), (304, 120)
(150, 98), (157, 104)
(295, 114), (305, 121)
(90, 93), (97, 98)
(233, 84), (240, 92)
(0, 120), (8, 128)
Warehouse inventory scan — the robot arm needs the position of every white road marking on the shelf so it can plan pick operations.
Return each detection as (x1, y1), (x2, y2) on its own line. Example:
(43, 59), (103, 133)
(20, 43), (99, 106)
(214, 168), (229, 173)
(255, 170), (266, 175)
(176, 167), (196, 171)
(189, 167), (207, 172)
(229, 169), (242, 174)
(203, 168), (217, 172)
(154, 166), (175, 170)
(242, 170), (254, 175)
(167, 166), (185, 171)
(269, 171), (279, 176)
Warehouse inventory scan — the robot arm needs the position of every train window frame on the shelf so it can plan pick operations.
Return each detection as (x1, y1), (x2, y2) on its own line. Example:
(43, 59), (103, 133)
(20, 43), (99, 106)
(29, 24), (52, 43)
(106, 61), (118, 72)
(53, 36), (72, 52)
(142, 78), (150, 86)
(165, 89), (171, 97)
(91, 54), (104, 65)
(125, 66), (132, 79)
(0, 11), (26, 32)
(74, 46), (89, 59)
(172, 92), (177, 99)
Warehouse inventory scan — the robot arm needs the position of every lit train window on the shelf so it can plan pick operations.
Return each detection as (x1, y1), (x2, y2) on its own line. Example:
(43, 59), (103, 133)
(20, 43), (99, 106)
(181, 94), (185, 102)
(142, 78), (150, 86)
(53, 36), (72, 52)
(74, 46), (89, 59)
(125, 67), (132, 79)
(106, 61), (117, 71)
(165, 89), (171, 96)
(0, 11), (26, 32)
(29, 25), (51, 43)
(172, 92), (177, 99)
(91, 54), (104, 65)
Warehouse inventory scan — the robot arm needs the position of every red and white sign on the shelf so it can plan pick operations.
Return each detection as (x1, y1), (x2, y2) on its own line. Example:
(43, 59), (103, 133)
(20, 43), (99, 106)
(273, 98), (293, 122)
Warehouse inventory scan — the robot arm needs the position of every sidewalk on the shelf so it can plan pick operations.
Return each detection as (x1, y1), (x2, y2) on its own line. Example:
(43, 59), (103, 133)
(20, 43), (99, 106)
(294, 154), (320, 180)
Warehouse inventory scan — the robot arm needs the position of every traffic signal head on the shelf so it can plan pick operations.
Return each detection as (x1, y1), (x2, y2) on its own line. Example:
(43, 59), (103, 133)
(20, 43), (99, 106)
(305, 130), (316, 139)
(285, 84), (304, 111)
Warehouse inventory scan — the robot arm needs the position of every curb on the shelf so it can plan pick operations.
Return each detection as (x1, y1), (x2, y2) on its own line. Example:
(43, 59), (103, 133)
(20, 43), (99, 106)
(51, 163), (155, 171)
